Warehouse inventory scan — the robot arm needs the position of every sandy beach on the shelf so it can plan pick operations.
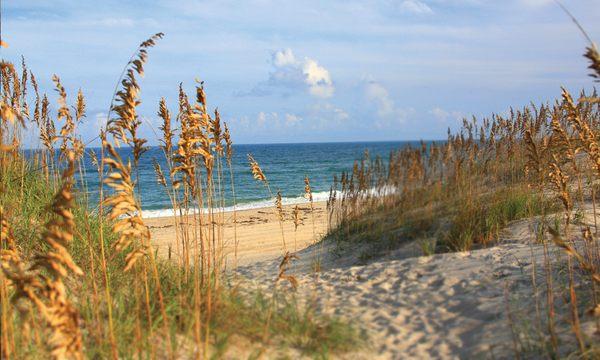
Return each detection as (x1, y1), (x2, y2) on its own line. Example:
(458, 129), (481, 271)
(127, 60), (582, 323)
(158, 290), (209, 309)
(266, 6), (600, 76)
(146, 201), (329, 267)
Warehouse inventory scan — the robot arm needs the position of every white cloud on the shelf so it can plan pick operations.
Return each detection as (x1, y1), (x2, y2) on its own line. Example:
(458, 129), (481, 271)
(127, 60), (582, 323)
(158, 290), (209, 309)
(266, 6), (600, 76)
(243, 48), (334, 98)
(308, 103), (349, 125)
(374, 108), (415, 128)
(273, 48), (297, 67)
(271, 48), (334, 98)
(257, 112), (267, 126)
(399, 0), (434, 14)
(257, 111), (279, 127)
(256, 111), (308, 128)
(364, 81), (395, 117)
(429, 107), (464, 122)
(430, 107), (449, 121)
(284, 113), (302, 126)
(363, 79), (414, 127)
(331, 107), (349, 121)
(231, 111), (302, 132)
(302, 58), (335, 98)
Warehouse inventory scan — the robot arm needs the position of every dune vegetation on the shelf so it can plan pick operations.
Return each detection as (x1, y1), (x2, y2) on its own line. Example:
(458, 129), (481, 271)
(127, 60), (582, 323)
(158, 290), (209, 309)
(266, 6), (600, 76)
(323, 41), (600, 356)
(0, 34), (360, 359)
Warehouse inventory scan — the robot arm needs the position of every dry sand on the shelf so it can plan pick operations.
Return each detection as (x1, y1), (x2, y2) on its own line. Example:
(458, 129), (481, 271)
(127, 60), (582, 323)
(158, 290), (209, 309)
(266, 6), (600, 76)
(147, 203), (598, 359)
(145, 202), (329, 268)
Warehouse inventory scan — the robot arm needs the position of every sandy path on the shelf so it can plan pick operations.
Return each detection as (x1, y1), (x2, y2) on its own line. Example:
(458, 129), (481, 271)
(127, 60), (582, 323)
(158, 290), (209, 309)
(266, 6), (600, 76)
(237, 239), (533, 358)
(236, 216), (596, 359)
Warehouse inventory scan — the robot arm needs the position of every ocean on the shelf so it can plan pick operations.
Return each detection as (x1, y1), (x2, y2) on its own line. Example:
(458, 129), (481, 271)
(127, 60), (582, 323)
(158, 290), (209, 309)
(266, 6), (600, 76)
(74, 141), (422, 217)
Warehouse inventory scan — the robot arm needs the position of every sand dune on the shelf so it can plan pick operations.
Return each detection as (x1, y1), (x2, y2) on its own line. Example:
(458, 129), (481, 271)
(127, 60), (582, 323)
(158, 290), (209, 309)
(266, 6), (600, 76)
(239, 243), (535, 358)
(237, 215), (598, 359)
(148, 205), (596, 359)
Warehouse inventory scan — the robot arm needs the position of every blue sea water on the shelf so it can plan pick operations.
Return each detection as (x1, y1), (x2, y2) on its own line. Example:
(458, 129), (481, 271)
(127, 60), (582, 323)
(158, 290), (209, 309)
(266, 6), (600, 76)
(73, 141), (422, 217)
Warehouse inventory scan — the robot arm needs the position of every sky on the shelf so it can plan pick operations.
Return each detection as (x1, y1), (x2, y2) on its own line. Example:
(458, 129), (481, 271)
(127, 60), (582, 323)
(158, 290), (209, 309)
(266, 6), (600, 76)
(2, 0), (600, 145)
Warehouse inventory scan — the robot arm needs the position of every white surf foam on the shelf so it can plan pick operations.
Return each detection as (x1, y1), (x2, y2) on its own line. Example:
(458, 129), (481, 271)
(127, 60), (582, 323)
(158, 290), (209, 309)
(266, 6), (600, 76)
(140, 186), (398, 219)
(140, 190), (333, 219)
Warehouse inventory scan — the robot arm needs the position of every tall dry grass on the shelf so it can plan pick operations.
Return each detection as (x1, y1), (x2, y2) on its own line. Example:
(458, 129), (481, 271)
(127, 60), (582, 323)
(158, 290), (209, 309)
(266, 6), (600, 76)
(0, 34), (359, 359)
(325, 37), (600, 356)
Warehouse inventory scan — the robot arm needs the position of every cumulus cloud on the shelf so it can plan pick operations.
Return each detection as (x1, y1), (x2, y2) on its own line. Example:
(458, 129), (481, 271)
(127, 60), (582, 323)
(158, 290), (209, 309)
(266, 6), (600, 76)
(242, 48), (334, 98)
(302, 58), (335, 98)
(398, 0), (434, 14)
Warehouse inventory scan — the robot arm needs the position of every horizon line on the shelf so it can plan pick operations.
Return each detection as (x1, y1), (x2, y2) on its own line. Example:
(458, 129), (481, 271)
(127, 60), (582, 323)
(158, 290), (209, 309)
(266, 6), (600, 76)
(22, 138), (448, 151)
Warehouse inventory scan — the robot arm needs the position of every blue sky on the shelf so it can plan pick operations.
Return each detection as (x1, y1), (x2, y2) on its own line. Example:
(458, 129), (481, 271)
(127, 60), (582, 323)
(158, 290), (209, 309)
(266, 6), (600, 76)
(3, 0), (600, 145)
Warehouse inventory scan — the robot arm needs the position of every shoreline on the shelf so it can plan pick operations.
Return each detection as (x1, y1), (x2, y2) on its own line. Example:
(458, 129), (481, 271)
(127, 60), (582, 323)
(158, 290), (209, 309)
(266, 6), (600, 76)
(140, 192), (333, 219)
(140, 185), (395, 219)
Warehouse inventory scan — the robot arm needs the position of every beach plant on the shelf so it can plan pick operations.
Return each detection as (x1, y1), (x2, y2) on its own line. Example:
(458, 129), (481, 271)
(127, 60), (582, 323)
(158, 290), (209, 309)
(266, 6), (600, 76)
(322, 26), (600, 356)
(0, 32), (360, 359)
